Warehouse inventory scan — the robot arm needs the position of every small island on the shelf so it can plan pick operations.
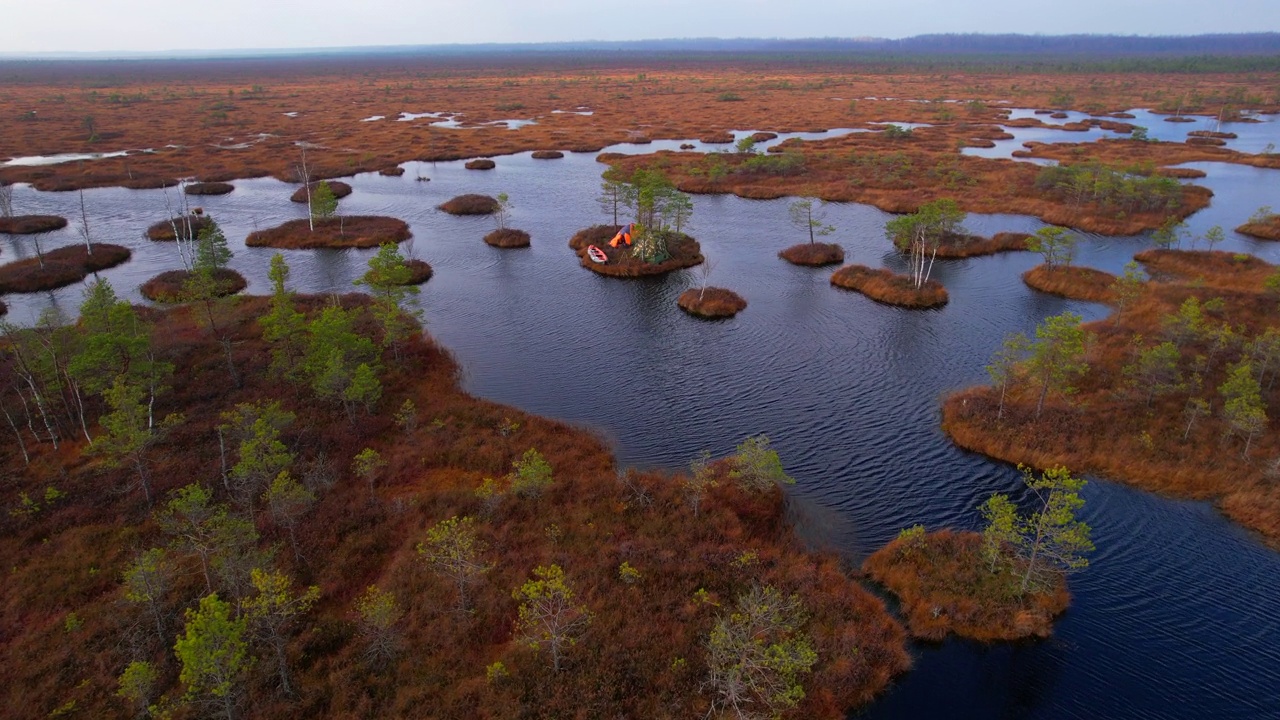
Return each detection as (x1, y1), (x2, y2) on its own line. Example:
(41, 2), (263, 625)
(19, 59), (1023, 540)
(569, 224), (704, 278)
(0, 214), (68, 234)
(677, 287), (747, 319)
(1022, 264), (1118, 303)
(864, 528), (1071, 641)
(184, 181), (234, 196)
(485, 228), (531, 248)
(378, 166), (406, 176)
(779, 242), (844, 267)
(140, 268), (247, 303)
(245, 216), (411, 249)
(0, 243), (131, 293)
(465, 158), (496, 170)
(146, 214), (214, 241)
(1236, 209), (1280, 241)
(439, 193), (499, 215)
(830, 264), (949, 309)
(531, 150), (564, 159)
(290, 180), (352, 203)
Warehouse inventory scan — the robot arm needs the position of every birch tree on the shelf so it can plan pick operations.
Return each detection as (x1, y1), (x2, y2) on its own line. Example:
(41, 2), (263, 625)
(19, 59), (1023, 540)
(884, 199), (965, 289)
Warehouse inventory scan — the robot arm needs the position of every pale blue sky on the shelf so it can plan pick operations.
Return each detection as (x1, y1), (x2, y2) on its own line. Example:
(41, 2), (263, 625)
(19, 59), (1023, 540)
(3, 0), (1278, 54)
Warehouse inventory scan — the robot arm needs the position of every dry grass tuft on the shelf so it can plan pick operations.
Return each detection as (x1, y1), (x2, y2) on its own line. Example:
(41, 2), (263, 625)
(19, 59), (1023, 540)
(677, 287), (747, 318)
(244, 216), (410, 249)
(830, 264), (949, 308)
(779, 242), (844, 266)
(0, 243), (130, 293)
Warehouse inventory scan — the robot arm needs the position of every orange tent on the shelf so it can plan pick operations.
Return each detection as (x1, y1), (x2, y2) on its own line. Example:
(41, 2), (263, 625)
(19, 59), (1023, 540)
(609, 223), (635, 248)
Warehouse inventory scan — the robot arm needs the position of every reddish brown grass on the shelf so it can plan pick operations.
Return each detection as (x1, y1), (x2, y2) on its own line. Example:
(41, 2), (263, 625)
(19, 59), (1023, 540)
(530, 150), (564, 159)
(289, 180), (352, 203)
(677, 287), (747, 318)
(183, 181), (234, 196)
(145, 214), (213, 241)
(1156, 167), (1207, 179)
(830, 264), (949, 309)
(931, 232), (1031, 259)
(1022, 264), (1118, 303)
(378, 166), (406, 176)
(863, 530), (1069, 641)
(244, 216), (410, 249)
(942, 250), (1280, 546)
(464, 158), (496, 170)
(139, 268), (247, 302)
(602, 134), (1212, 235)
(779, 242), (844, 266)
(0, 295), (910, 718)
(1135, 248), (1276, 291)
(483, 228), (530, 248)
(700, 131), (735, 144)
(0, 215), (68, 234)
(0, 243), (130, 293)
(1, 59), (1274, 194)
(439, 194), (498, 215)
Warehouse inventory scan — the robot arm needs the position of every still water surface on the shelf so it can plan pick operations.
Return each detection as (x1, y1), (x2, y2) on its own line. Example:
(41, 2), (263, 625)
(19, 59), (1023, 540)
(3, 120), (1280, 719)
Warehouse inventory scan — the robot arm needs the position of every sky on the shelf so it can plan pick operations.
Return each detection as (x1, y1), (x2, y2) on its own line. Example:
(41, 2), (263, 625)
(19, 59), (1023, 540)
(2, 0), (1279, 54)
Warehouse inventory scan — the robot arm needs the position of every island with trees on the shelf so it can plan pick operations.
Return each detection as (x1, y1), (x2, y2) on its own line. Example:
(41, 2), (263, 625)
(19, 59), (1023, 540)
(944, 249), (1280, 546)
(571, 168), (703, 277)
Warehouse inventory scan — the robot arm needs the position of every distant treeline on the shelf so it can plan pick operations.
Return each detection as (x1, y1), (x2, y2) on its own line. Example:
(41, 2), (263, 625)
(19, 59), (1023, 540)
(5, 34), (1280, 79)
